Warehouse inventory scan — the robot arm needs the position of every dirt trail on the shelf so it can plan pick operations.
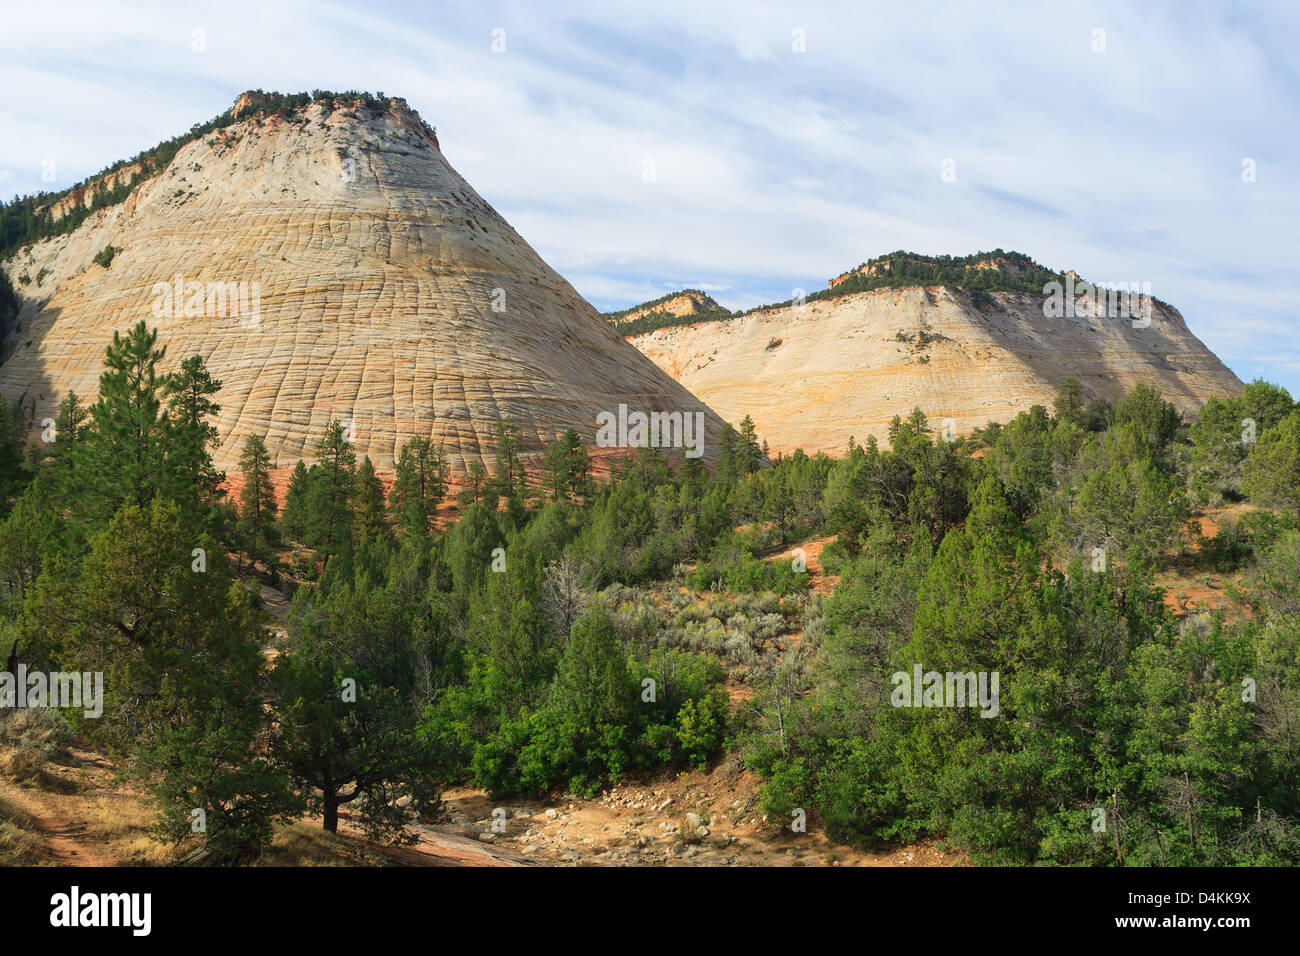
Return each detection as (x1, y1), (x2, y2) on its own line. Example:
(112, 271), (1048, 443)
(0, 777), (119, 867)
(767, 535), (839, 595)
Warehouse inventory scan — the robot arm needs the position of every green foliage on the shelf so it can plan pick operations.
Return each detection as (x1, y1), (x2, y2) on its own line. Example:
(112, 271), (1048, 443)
(163, 354), (225, 527)
(689, 533), (810, 595)
(4, 317), (1296, 866)
(389, 436), (449, 537)
(20, 499), (293, 861)
(541, 428), (591, 503)
(1114, 382), (1183, 459)
(304, 420), (356, 562)
(353, 456), (390, 544)
(492, 417), (525, 501)
(0, 266), (18, 338)
(272, 576), (443, 839)
(236, 434), (278, 562)
(609, 306), (734, 337)
(462, 609), (729, 797)
(1243, 408), (1300, 516)
(1189, 380), (1293, 505)
(1053, 376), (1086, 428)
(81, 321), (172, 522)
(743, 250), (1068, 317)
(750, 384), (1300, 864)
(281, 460), (311, 543)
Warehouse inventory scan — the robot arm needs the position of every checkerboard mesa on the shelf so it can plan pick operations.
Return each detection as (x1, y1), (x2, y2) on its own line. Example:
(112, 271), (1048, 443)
(0, 91), (727, 480)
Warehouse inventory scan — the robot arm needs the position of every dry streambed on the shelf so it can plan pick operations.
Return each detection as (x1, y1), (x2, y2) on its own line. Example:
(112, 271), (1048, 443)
(433, 770), (964, 868)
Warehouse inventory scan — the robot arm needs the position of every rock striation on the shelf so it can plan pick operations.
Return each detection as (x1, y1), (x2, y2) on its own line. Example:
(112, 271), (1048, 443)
(628, 283), (1243, 456)
(0, 93), (728, 476)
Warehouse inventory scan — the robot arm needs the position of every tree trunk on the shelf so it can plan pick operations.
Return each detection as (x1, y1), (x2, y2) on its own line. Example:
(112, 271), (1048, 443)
(323, 796), (339, 833)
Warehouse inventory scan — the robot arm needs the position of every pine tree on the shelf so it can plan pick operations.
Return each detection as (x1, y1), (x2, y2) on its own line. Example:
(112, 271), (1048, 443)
(715, 424), (740, 486)
(458, 459), (489, 506)
(389, 437), (449, 537)
(492, 417), (524, 501)
(83, 321), (171, 523)
(738, 415), (761, 474)
(163, 354), (225, 524)
(552, 609), (629, 728)
(271, 602), (438, 837)
(1052, 376), (1087, 427)
(1243, 408), (1300, 515)
(564, 428), (591, 501)
(36, 391), (89, 504)
(542, 429), (589, 502)
(354, 456), (390, 543)
(281, 461), (311, 542)
(305, 421), (356, 565)
(33, 498), (297, 862)
(237, 434), (278, 562)
(0, 400), (30, 514)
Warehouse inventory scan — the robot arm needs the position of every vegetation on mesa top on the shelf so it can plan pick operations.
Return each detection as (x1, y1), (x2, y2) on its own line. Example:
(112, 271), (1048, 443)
(0, 90), (420, 264)
(604, 289), (734, 338)
(604, 288), (720, 321)
(740, 249), (1070, 315)
(613, 251), (1073, 337)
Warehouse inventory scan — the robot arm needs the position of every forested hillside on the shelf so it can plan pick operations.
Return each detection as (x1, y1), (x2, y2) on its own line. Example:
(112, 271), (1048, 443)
(0, 322), (1296, 865)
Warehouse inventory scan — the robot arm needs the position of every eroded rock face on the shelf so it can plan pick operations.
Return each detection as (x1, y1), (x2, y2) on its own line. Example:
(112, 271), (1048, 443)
(0, 96), (727, 475)
(628, 285), (1243, 456)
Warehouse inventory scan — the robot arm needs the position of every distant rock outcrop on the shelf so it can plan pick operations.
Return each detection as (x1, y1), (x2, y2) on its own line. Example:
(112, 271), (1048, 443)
(607, 289), (723, 324)
(628, 281), (1243, 456)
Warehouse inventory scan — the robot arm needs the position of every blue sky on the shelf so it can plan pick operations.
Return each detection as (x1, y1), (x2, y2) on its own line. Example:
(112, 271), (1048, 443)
(2, 0), (1297, 392)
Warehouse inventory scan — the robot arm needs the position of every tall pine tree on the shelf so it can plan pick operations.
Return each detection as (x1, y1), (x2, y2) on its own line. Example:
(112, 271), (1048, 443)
(389, 437), (448, 537)
(281, 461), (311, 542)
(305, 421), (356, 565)
(237, 434), (278, 563)
(83, 321), (171, 525)
(353, 456), (390, 543)
(163, 354), (225, 526)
